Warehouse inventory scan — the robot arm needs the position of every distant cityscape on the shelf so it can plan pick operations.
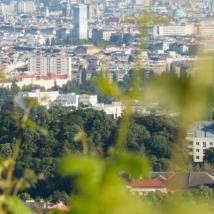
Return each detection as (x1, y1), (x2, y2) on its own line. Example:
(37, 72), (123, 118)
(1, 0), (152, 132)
(0, 0), (213, 87)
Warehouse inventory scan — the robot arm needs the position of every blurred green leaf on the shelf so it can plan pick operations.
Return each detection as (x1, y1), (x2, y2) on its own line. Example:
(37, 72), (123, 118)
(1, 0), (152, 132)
(93, 76), (122, 98)
(1, 196), (32, 214)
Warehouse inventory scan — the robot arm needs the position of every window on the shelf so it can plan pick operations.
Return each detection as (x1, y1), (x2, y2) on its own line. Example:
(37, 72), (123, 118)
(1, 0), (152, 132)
(196, 156), (200, 159)
(196, 149), (200, 152)
(196, 142), (200, 145)
(210, 142), (213, 146)
(203, 142), (206, 147)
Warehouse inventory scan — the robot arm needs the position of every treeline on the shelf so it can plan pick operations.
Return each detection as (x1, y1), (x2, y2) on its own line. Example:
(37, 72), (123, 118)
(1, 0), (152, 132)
(0, 105), (178, 201)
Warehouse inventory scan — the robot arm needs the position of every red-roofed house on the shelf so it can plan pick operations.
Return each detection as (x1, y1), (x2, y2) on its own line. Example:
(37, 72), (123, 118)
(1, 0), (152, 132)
(127, 179), (167, 196)
(47, 201), (69, 212)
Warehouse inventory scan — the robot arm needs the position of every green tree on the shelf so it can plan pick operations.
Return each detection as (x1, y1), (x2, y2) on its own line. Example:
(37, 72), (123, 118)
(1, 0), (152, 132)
(204, 148), (214, 163)
(126, 122), (150, 154)
(146, 134), (171, 159)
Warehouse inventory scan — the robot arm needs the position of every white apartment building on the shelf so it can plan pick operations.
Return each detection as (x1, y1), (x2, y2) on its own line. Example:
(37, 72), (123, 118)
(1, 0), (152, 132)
(15, 76), (70, 90)
(153, 24), (195, 37)
(19, 90), (78, 108)
(18, 90), (98, 109)
(18, 90), (122, 117)
(52, 93), (79, 108)
(78, 95), (97, 106)
(28, 54), (72, 76)
(186, 121), (214, 162)
(92, 102), (123, 118)
(53, 94), (98, 108)
(0, 2), (15, 15)
(134, 0), (151, 7)
(19, 90), (59, 108)
(198, 24), (214, 38)
(18, 1), (36, 13)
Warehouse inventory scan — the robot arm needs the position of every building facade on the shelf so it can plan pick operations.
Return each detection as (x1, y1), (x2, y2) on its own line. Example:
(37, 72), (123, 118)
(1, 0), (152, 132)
(153, 24), (195, 37)
(28, 54), (72, 76)
(186, 121), (214, 162)
(18, 1), (36, 13)
(72, 4), (88, 40)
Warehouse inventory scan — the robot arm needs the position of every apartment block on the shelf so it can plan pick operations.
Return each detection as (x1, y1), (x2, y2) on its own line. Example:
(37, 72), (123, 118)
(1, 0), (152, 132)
(28, 54), (72, 76)
(186, 121), (214, 162)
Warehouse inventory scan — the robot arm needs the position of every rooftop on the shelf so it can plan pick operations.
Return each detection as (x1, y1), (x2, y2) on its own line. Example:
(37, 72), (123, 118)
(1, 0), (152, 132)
(130, 179), (166, 188)
(167, 171), (214, 190)
(187, 121), (214, 138)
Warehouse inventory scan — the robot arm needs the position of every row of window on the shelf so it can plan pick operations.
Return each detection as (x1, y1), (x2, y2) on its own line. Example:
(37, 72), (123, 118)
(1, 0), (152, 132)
(195, 142), (214, 146)
(195, 149), (206, 153)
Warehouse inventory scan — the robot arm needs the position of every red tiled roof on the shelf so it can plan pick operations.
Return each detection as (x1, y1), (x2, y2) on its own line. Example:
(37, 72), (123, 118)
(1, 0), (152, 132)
(47, 202), (69, 212)
(130, 179), (165, 188)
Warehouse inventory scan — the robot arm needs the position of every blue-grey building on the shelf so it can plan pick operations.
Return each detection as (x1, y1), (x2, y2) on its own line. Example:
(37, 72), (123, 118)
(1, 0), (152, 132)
(72, 4), (88, 40)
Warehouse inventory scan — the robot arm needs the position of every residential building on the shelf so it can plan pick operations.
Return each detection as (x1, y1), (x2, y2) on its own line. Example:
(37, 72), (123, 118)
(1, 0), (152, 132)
(127, 179), (167, 196)
(19, 90), (59, 107)
(0, 2), (15, 15)
(186, 121), (214, 162)
(92, 102), (123, 118)
(18, 1), (36, 13)
(152, 171), (214, 190)
(134, 0), (151, 7)
(153, 24), (195, 37)
(52, 93), (79, 108)
(28, 54), (72, 76)
(167, 171), (214, 190)
(14, 75), (70, 90)
(78, 94), (97, 106)
(18, 90), (98, 109)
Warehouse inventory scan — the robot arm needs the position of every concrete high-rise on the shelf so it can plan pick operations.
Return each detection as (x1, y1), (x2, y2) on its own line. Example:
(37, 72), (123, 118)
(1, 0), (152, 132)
(72, 4), (88, 40)
(28, 54), (72, 76)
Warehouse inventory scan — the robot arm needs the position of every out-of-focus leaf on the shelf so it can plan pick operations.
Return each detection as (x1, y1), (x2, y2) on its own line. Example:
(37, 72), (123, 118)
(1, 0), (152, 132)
(23, 97), (39, 109)
(1, 196), (32, 214)
(59, 156), (101, 176)
(24, 120), (37, 129)
(23, 120), (48, 136)
(74, 131), (88, 154)
(59, 155), (103, 195)
(0, 70), (6, 80)
(14, 94), (26, 110)
(93, 76), (122, 98)
(106, 152), (150, 178)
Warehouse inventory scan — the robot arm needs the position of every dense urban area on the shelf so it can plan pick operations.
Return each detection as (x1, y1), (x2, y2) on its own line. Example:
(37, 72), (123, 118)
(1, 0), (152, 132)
(0, 0), (214, 213)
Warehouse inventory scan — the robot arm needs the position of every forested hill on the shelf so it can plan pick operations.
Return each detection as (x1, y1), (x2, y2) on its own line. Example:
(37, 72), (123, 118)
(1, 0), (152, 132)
(0, 105), (178, 201)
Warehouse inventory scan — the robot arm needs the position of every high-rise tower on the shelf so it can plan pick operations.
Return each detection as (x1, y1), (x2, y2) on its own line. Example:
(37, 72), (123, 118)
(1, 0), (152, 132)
(72, 3), (88, 40)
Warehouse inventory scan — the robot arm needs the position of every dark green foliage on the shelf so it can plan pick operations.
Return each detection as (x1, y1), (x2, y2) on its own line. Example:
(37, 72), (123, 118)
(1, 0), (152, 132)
(0, 106), (178, 200)
(146, 134), (171, 159)
(126, 122), (150, 154)
(59, 80), (96, 95)
(204, 148), (214, 163)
